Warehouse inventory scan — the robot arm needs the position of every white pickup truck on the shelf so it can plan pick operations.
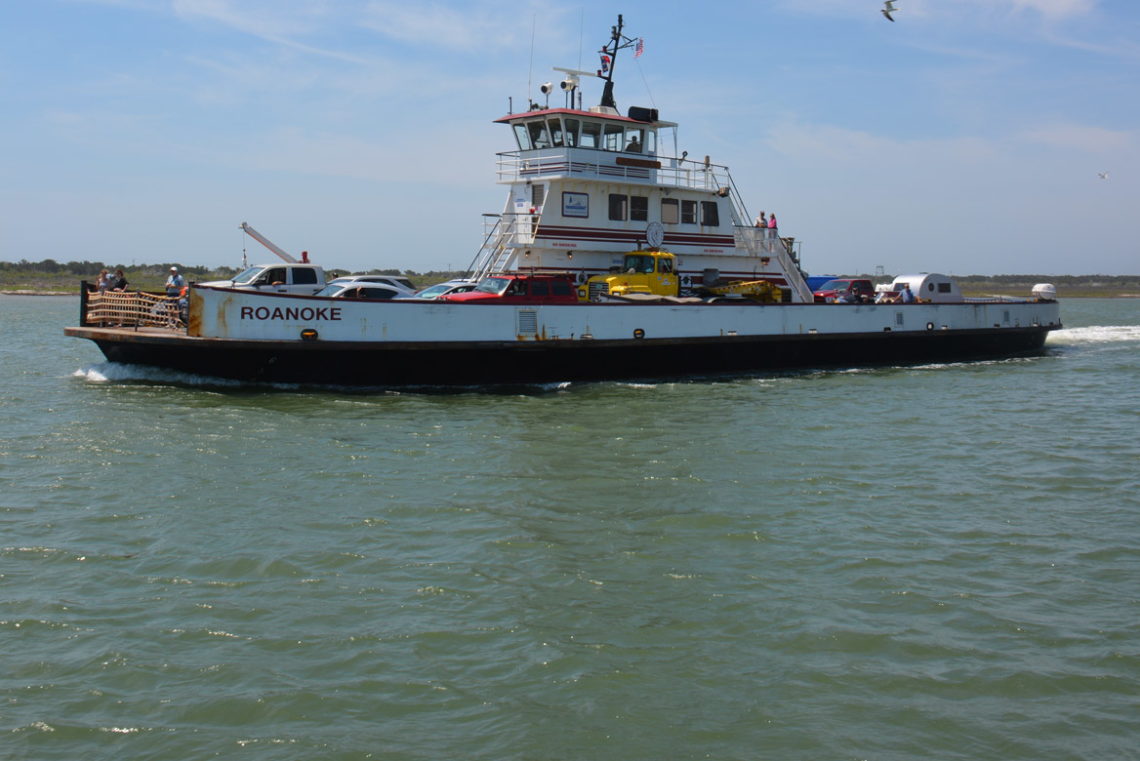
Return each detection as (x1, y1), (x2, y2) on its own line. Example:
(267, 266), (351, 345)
(199, 262), (328, 295)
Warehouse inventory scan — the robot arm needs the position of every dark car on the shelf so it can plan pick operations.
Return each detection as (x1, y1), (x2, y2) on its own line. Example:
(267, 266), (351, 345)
(812, 278), (875, 303)
(442, 274), (579, 304)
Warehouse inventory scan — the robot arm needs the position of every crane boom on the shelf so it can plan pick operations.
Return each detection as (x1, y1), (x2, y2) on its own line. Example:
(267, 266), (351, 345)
(240, 222), (299, 264)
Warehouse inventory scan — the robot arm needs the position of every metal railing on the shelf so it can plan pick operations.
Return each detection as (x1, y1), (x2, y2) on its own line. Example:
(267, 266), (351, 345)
(498, 149), (735, 191)
(496, 148), (755, 229)
(467, 213), (538, 281)
(733, 227), (813, 303)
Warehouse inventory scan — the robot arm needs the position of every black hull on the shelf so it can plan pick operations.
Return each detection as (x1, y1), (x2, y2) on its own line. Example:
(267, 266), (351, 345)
(67, 325), (1057, 386)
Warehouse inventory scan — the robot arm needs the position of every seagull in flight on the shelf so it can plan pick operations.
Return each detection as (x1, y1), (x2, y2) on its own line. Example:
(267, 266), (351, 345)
(1098, 171), (1109, 180)
(882, 0), (898, 22)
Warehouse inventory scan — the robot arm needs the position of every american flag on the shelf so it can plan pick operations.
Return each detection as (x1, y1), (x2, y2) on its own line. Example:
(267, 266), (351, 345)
(635, 37), (644, 58)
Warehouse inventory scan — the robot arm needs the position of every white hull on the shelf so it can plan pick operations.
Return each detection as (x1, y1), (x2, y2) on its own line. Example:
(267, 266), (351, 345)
(189, 287), (1061, 344)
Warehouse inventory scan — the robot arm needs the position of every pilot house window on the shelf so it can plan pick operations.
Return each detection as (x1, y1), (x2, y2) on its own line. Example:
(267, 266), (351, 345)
(661, 198), (679, 224)
(580, 121), (601, 148)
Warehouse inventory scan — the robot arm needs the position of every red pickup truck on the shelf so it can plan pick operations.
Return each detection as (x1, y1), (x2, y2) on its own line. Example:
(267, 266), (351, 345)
(442, 273), (579, 304)
(812, 278), (875, 303)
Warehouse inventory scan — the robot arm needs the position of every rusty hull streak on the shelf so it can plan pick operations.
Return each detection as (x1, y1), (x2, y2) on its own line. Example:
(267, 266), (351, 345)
(188, 290), (204, 336)
(214, 291), (234, 336)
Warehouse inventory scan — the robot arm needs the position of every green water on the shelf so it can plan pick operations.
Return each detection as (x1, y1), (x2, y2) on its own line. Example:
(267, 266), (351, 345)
(2, 296), (1138, 760)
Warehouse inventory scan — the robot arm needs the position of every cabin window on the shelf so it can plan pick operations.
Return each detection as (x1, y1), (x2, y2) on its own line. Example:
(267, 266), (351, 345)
(527, 121), (551, 149)
(552, 280), (572, 296)
(927, 282), (936, 293)
(659, 257), (674, 274)
(700, 201), (720, 227)
(293, 268), (318, 285)
(532, 184), (545, 209)
(547, 117), (564, 147)
(580, 121), (601, 149)
(513, 123), (532, 150)
(625, 128), (645, 153)
(681, 200), (697, 224)
(531, 280), (549, 297)
(643, 130), (657, 154)
(609, 193), (628, 221)
(661, 198), (679, 224)
(603, 123), (624, 151)
(563, 118), (580, 147)
(630, 195), (648, 222)
(938, 282), (952, 293)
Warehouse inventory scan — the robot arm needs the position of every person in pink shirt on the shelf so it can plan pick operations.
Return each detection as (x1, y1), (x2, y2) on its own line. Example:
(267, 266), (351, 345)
(767, 212), (778, 239)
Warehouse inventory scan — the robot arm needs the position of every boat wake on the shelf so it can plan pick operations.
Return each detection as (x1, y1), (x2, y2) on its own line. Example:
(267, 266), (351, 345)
(73, 362), (576, 396)
(1047, 325), (1140, 346)
(74, 363), (247, 388)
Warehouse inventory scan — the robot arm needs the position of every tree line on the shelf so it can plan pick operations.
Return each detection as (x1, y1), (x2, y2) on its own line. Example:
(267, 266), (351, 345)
(2, 258), (1135, 293)
(0, 259), (472, 290)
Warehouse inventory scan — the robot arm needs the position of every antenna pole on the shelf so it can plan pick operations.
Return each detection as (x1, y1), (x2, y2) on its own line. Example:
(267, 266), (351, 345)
(598, 14), (637, 111)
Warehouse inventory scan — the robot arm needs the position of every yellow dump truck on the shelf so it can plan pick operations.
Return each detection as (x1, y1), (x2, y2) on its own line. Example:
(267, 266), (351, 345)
(580, 251), (679, 302)
(580, 250), (783, 303)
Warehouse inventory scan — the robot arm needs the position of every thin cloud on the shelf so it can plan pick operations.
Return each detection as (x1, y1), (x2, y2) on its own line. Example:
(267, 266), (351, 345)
(171, 0), (373, 64)
(359, 1), (564, 53)
(777, 0), (1096, 22)
(1022, 124), (1133, 153)
(1010, 0), (1097, 20)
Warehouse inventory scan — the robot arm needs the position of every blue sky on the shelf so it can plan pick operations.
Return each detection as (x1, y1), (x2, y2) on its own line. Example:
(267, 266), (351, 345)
(2, 0), (1136, 275)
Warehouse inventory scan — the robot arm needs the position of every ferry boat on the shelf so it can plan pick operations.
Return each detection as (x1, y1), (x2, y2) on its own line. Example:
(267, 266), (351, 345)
(66, 16), (1061, 387)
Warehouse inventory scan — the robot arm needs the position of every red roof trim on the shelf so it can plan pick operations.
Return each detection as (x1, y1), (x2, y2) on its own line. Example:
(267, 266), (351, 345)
(494, 108), (643, 125)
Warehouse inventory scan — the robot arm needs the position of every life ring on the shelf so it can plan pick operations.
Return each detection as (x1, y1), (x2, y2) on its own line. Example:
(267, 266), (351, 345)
(633, 328), (645, 339)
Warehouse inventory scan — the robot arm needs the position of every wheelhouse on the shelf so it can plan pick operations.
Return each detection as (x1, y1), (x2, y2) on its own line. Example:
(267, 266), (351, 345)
(505, 108), (665, 156)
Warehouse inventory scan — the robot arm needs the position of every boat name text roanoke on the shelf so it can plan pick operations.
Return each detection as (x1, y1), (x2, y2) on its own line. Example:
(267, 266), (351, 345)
(240, 306), (343, 321)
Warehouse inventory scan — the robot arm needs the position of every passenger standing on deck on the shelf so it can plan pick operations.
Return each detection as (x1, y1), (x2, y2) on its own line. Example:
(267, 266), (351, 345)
(767, 212), (778, 240)
(165, 267), (185, 297)
(755, 211), (767, 228)
(96, 269), (111, 292)
(112, 269), (129, 291)
(899, 283), (915, 303)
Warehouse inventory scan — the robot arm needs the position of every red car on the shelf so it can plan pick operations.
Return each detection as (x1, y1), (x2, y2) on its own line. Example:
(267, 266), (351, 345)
(442, 273), (579, 304)
(812, 278), (875, 304)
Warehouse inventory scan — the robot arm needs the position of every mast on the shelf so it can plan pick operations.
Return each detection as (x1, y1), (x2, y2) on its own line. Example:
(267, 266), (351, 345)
(598, 14), (639, 111)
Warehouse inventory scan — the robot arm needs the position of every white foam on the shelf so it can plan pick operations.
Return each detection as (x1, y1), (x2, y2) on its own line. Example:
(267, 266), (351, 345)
(1048, 325), (1140, 346)
(74, 362), (246, 388)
